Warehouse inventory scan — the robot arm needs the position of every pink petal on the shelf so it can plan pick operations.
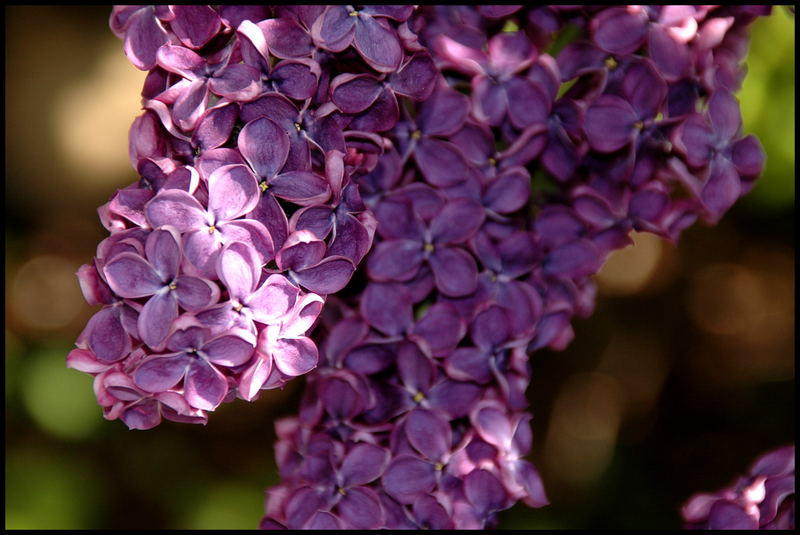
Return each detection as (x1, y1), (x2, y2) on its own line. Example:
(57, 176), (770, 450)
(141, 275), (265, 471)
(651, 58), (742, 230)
(103, 253), (163, 298)
(184, 359), (228, 411)
(208, 164), (261, 222)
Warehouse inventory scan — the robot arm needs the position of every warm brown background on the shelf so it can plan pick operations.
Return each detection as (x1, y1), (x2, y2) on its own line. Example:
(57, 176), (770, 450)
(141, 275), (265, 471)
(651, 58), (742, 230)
(5, 6), (794, 529)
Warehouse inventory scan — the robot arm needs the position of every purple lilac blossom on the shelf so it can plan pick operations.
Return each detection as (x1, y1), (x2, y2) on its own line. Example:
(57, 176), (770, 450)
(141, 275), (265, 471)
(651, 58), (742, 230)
(682, 445), (795, 530)
(259, 4), (770, 530)
(74, 4), (772, 530)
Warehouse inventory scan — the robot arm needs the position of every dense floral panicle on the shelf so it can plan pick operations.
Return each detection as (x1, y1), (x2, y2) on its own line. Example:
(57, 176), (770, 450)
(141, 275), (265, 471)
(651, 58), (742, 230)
(254, 4), (770, 530)
(80, 3), (772, 527)
(682, 445), (795, 530)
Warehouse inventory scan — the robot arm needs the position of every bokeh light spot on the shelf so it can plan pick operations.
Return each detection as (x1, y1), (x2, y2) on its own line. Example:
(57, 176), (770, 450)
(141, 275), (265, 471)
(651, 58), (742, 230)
(53, 40), (146, 182)
(22, 347), (102, 440)
(182, 482), (266, 529)
(596, 232), (674, 296)
(6, 449), (102, 529)
(544, 372), (623, 487)
(10, 255), (84, 331)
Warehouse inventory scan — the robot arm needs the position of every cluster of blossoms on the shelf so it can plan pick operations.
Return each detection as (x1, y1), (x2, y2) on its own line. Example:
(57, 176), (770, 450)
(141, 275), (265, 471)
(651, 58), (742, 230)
(682, 445), (795, 530)
(69, 4), (790, 530)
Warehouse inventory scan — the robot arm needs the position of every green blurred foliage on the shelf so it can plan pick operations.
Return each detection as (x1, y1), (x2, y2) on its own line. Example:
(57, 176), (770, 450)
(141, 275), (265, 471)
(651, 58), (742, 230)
(738, 6), (796, 210)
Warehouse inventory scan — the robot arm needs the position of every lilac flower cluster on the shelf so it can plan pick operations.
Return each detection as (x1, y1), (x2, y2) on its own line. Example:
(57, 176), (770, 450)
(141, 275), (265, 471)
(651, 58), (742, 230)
(252, 4), (771, 530)
(71, 4), (777, 529)
(68, 5), (443, 429)
(682, 445), (795, 530)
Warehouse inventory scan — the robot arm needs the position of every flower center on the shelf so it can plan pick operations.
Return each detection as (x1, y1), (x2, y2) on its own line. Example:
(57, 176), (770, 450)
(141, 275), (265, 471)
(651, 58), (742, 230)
(337, 486), (348, 496)
(168, 281), (178, 291)
(411, 130), (422, 141)
(294, 122), (302, 132)
(208, 225), (217, 235)
(487, 157), (497, 167)
(604, 56), (618, 70)
(259, 180), (269, 192)
(633, 120), (645, 130)
(413, 391), (425, 403)
(434, 462), (445, 472)
(423, 243), (435, 253)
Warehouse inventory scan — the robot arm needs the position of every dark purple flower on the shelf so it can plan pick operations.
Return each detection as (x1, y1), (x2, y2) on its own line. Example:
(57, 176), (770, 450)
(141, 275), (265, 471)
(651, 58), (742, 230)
(367, 196), (484, 297)
(144, 163), (274, 279)
(109, 5), (173, 70)
(311, 5), (409, 72)
(102, 226), (220, 349)
(682, 445), (795, 530)
(133, 317), (255, 411)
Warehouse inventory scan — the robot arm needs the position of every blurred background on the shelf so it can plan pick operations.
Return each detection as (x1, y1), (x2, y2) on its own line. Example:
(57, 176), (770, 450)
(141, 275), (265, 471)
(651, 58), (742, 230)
(5, 6), (794, 529)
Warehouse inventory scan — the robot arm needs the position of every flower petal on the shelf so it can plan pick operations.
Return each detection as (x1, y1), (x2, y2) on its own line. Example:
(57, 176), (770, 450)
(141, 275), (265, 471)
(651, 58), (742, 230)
(184, 359), (228, 411)
(238, 351), (272, 401)
(353, 14), (402, 72)
(584, 94), (638, 153)
(382, 455), (437, 504)
(389, 52), (437, 100)
(366, 239), (424, 282)
(208, 164), (261, 223)
(270, 335), (319, 376)
(145, 189), (207, 232)
(331, 73), (384, 114)
(269, 170), (331, 205)
(138, 290), (179, 349)
(247, 274), (300, 324)
(260, 17), (314, 59)
(465, 469), (508, 516)
(591, 6), (648, 56)
(360, 282), (413, 336)
(341, 442), (390, 486)
(202, 334), (255, 367)
(412, 302), (466, 357)
(123, 7), (169, 71)
(103, 252), (163, 298)
(170, 5), (221, 49)
(338, 486), (385, 530)
(708, 90), (742, 142)
(217, 241), (260, 300)
(145, 226), (181, 283)
(701, 154), (741, 222)
(291, 256), (355, 295)
(430, 199), (485, 245)
(218, 219), (276, 266)
(85, 307), (132, 363)
(174, 275), (220, 312)
(406, 408), (452, 462)
(134, 353), (190, 392)
(414, 138), (471, 188)
(429, 247), (478, 297)
(238, 117), (291, 180)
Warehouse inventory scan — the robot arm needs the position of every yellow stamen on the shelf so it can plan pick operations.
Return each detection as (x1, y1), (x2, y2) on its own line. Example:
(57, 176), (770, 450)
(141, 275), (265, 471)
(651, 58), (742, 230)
(168, 282), (178, 291)
(413, 391), (425, 403)
(423, 243), (435, 253)
(633, 120), (644, 130)
(487, 157), (497, 167)
(411, 130), (422, 141)
(604, 56), (618, 70)
(349, 10), (359, 17)
(294, 122), (302, 132)
(234, 303), (244, 312)
(207, 225), (216, 234)
(434, 462), (445, 472)
(338, 487), (347, 495)
(259, 180), (269, 192)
